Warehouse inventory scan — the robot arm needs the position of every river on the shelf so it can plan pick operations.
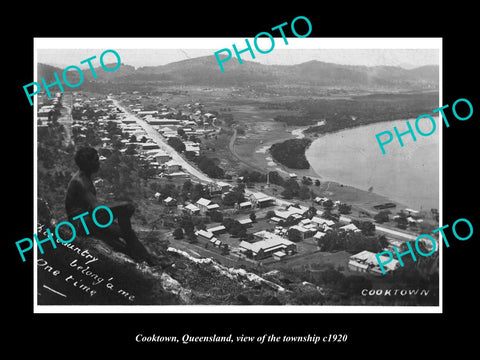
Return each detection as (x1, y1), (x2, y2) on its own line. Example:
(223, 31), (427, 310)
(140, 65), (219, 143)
(305, 119), (440, 210)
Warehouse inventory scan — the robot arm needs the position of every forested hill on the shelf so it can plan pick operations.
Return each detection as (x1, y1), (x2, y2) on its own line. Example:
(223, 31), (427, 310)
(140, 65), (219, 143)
(38, 56), (439, 90)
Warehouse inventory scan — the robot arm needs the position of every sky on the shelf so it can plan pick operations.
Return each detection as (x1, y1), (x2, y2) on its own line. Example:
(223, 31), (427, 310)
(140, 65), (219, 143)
(36, 39), (440, 69)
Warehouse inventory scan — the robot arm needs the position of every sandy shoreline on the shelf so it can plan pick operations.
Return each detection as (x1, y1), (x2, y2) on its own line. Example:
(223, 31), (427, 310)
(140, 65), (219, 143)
(236, 124), (416, 212)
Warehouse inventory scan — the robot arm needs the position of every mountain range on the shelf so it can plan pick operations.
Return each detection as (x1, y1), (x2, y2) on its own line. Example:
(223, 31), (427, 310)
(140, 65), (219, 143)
(38, 55), (439, 89)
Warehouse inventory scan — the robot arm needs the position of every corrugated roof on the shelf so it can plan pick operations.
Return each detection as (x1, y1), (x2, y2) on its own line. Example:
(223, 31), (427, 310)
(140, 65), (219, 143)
(196, 198), (211, 207)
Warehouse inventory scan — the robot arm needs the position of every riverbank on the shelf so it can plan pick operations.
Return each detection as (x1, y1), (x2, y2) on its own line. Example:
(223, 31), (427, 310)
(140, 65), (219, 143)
(305, 119), (440, 211)
(232, 116), (440, 214)
(231, 125), (411, 214)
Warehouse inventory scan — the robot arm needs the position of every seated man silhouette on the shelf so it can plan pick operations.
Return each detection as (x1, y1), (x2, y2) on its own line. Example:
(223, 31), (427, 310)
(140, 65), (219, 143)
(65, 146), (159, 266)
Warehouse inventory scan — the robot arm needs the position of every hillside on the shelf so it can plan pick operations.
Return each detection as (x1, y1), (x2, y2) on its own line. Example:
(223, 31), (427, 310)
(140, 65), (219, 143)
(37, 56), (439, 90)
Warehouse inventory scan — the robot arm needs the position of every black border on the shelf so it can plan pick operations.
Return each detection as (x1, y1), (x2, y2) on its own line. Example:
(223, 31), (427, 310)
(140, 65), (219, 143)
(7, 5), (479, 353)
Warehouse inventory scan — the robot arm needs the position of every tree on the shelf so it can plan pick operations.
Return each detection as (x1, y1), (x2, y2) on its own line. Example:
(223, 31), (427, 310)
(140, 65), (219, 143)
(223, 218), (243, 237)
(239, 169), (266, 183)
(222, 218), (235, 232)
(184, 151), (197, 160)
(344, 232), (382, 254)
(269, 138), (312, 169)
(284, 178), (300, 192)
(374, 210), (390, 223)
(180, 215), (195, 235)
(338, 203), (352, 215)
(209, 210), (223, 223)
(221, 244), (230, 255)
(268, 171), (285, 186)
(353, 220), (376, 236)
(395, 211), (408, 230)
(319, 268), (345, 286)
(306, 206), (317, 219)
(234, 183), (246, 193)
(193, 218), (207, 231)
(378, 235), (389, 249)
(249, 212), (257, 223)
(197, 156), (224, 179)
(138, 161), (157, 180)
(301, 176), (313, 186)
(173, 228), (184, 240)
(168, 137), (186, 153)
(281, 187), (294, 199)
(323, 199), (334, 210)
(182, 179), (193, 193)
(287, 228), (303, 242)
(187, 232), (198, 243)
(235, 227), (247, 239)
(298, 185), (311, 200)
(222, 191), (244, 206)
(125, 144), (137, 155)
(340, 275), (372, 295)
(321, 209), (338, 222)
(189, 134), (200, 143)
(314, 179), (320, 186)
(266, 210), (276, 219)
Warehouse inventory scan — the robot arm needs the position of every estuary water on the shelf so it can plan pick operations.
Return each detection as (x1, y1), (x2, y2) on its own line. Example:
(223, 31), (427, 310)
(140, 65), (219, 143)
(305, 118), (440, 210)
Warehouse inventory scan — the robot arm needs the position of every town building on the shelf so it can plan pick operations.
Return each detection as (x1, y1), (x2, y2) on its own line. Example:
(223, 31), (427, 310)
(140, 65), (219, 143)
(348, 250), (399, 275)
(163, 197), (177, 206)
(289, 225), (316, 239)
(209, 238), (223, 247)
(238, 234), (296, 260)
(238, 201), (252, 209)
(339, 223), (361, 233)
(274, 209), (303, 222)
(273, 251), (287, 261)
(248, 192), (275, 208)
(184, 203), (200, 215)
(137, 110), (159, 117)
(213, 181), (232, 193)
(163, 160), (182, 174)
(339, 215), (352, 224)
(207, 225), (226, 235)
(311, 216), (335, 228)
(155, 151), (172, 164)
(238, 218), (253, 227)
(287, 205), (309, 217)
(147, 118), (182, 126)
(195, 229), (215, 240)
(196, 198), (220, 214)
(138, 142), (159, 150)
(184, 141), (200, 156)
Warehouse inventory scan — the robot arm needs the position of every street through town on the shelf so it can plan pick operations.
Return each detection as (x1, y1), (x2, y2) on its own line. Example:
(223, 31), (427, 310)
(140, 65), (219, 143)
(110, 96), (293, 208)
(110, 96), (418, 242)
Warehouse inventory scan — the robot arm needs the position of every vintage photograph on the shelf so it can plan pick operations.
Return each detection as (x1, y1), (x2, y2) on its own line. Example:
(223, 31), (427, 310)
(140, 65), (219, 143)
(33, 38), (441, 312)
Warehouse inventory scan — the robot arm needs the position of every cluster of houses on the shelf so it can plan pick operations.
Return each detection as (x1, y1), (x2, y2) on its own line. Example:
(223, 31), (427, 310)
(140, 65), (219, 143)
(124, 97), (224, 175)
(271, 204), (359, 241)
(194, 216), (255, 252)
(66, 92), (225, 180)
(37, 93), (62, 126)
(394, 208), (425, 226)
(231, 199), (363, 262)
(169, 191), (368, 264)
(128, 99), (218, 142)
(61, 92), (410, 276)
